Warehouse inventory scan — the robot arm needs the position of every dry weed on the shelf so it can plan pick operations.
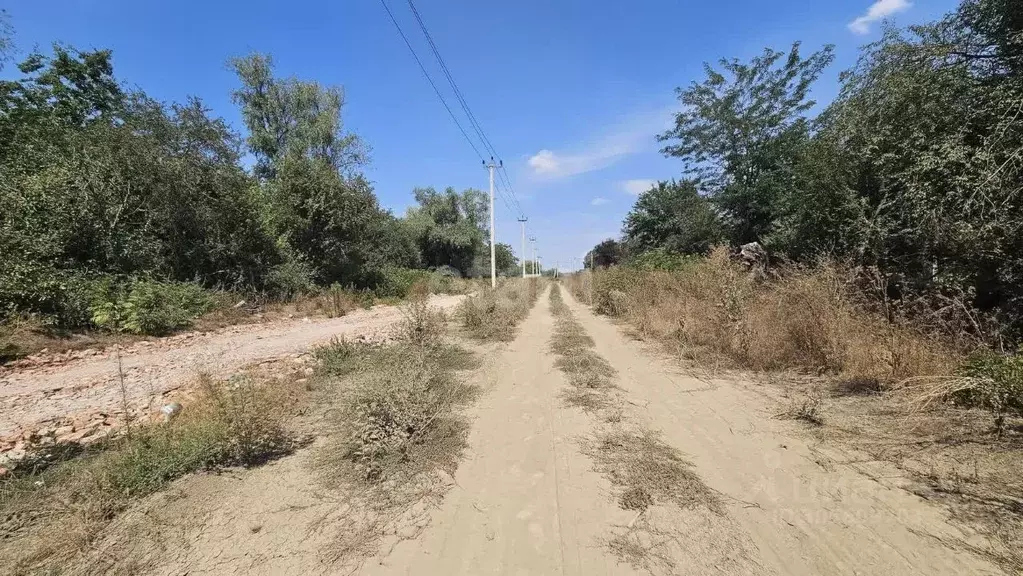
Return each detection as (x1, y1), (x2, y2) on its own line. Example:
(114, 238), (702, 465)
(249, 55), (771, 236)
(605, 523), (678, 575)
(457, 278), (537, 341)
(584, 428), (720, 514)
(589, 252), (958, 386)
(548, 285), (618, 396)
(310, 299), (479, 568)
(779, 385), (825, 426)
(561, 387), (612, 413)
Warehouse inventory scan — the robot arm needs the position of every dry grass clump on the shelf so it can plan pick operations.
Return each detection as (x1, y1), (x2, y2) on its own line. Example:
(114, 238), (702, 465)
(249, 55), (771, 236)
(561, 387), (612, 413)
(311, 297), (480, 568)
(0, 375), (298, 574)
(590, 248), (958, 387)
(605, 525), (678, 575)
(585, 428), (719, 514)
(778, 385), (825, 426)
(563, 271), (592, 305)
(457, 278), (539, 341)
(316, 294), (477, 485)
(549, 285), (617, 392)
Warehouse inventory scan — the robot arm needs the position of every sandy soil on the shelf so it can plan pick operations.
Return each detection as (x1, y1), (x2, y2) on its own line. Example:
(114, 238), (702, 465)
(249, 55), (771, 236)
(37, 287), (1011, 575)
(0, 295), (464, 454)
(361, 286), (645, 575)
(559, 288), (1002, 575)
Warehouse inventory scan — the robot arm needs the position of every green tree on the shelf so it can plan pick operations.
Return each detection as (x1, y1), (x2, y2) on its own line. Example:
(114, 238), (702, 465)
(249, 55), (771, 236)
(659, 42), (834, 244)
(817, 0), (1023, 337)
(404, 186), (487, 275)
(229, 53), (366, 180)
(229, 53), (398, 288)
(0, 47), (284, 323)
(0, 10), (14, 70)
(586, 239), (627, 269)
(623, 180), (722, 255)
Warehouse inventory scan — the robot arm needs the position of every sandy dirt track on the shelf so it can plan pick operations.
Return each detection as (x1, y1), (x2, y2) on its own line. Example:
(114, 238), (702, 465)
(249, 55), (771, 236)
(24, 288), (1008, 574)
(0, 295), (464, 447)
(558, 289), (1000, 575)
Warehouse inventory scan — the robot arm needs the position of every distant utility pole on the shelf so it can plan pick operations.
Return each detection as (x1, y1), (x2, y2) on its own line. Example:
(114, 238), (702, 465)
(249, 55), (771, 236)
(485, 158), (501, 289)
(529, 236), (537, 276)
(518, 217), (528, 279)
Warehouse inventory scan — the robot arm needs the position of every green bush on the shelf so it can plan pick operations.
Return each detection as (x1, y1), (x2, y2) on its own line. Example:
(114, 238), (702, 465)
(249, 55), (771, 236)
(265, 257), (316, 300)
(373, 267), (431, 299)
(627, 249), (702, 272)
(89, 279), (212, 335)
(0, 261), (96, 328)
(955, 351), (1023, 432)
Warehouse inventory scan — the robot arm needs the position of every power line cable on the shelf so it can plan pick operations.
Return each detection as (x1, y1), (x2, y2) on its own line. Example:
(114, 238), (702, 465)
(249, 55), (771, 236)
(405, 0), (499, 158)
(404, 0), (526, 218)
(378, 0), (485, 161)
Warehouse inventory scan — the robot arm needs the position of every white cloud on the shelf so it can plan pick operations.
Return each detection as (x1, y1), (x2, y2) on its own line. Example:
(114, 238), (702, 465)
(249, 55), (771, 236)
(590, 197), (609, 206)
(848, 0), (911, 35)
(527, 149), (560, 174)
(621, 179), (656, 196)
(525, 105), (674, 180)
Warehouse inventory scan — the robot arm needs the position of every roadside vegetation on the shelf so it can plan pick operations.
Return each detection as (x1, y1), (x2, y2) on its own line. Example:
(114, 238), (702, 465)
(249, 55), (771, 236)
(571, 0), (1023, 423)
(561, 4), (1023, 568)
(457, 277), (542, 341)
(0, 281), (512, 573)
(566, 257), (1023, 572)
(0, 14), (521, 362)
(308, 279), (543, 568)
(0, 371), (301, 574)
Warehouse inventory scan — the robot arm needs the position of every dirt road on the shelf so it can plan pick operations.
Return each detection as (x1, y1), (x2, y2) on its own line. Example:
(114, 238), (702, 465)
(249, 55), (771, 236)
(558, 289), (1001, 575)
(52, 288), (1008, 574)
(0, 295), (464, 450)
(361, 289), (999, 575)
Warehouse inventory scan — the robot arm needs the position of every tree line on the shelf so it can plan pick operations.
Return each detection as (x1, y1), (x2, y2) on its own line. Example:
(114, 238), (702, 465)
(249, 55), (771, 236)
(0, 17), (521, 332)
(589, 0), (1023, 345)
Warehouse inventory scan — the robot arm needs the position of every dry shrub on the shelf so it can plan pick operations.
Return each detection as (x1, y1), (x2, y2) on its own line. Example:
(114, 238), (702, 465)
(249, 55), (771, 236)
(311, 301), (479, 569)
(394, 284), (446, 348)
(457, 278), (537, 341)
(317, 339), (478, 485)
(0, 374), (297, 574)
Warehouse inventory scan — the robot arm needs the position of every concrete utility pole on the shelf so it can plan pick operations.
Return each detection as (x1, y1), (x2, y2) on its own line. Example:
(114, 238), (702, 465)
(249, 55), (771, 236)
(485, 158), (500, 289)
(518, 217), (528, 278)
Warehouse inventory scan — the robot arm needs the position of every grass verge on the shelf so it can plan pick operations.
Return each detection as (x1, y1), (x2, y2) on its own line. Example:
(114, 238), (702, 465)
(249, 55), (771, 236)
(0, 374), (299, 574)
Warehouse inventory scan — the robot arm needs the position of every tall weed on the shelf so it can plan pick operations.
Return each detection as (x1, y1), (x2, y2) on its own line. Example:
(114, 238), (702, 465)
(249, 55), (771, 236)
(583, 249), (956, 385)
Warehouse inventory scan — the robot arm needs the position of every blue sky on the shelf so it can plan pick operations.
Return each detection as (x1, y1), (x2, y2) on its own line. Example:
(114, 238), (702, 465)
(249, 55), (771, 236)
(4, 0), (959, 271)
